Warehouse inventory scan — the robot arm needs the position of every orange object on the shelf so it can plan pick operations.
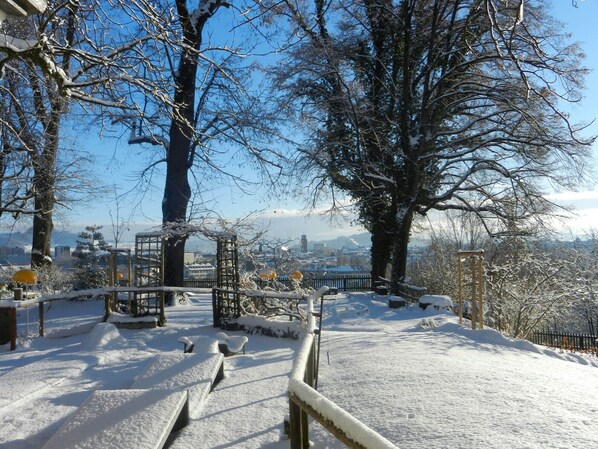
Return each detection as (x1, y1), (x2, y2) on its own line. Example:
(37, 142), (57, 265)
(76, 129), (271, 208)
(289, 271), (303, 281)
(258, 269), (277, 280)
(12, 269), (37, 284)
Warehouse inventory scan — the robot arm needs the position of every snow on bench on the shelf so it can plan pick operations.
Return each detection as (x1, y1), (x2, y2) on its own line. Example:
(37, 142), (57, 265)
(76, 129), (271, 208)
(41, 389), (189, 449)
(177, 335), (220, 354)
(214, 332), (248, 357)
(131, 352), (224, 417)
(178, 333), (248, 357)
(418, 294), (453, 311)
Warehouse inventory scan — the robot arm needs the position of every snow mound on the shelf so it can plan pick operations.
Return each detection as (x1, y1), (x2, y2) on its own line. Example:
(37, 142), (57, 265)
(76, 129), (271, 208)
(418, 294), (452, 310)
(81, 323), (127, 351)
(418, 318), (438, 329)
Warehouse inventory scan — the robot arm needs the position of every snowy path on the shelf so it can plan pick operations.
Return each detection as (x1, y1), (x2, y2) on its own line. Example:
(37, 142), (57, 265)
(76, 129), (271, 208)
(169, 334), (298, 449)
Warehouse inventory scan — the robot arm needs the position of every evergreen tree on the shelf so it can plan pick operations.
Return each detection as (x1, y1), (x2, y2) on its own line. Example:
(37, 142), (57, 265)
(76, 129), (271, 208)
(72, 225), (110, 290)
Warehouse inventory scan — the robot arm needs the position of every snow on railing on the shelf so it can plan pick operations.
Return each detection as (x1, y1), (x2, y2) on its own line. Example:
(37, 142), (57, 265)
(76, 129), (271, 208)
(287, 286), (399, 449)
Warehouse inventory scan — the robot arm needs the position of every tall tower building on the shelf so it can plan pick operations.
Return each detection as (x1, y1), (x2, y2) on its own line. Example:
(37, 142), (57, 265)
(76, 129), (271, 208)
(301, 235), (308, 253)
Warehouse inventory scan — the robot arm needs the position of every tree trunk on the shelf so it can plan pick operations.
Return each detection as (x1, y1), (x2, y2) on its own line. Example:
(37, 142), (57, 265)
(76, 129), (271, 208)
(370, 223), (392, 288)
(390, 208), (414, 295)
(31, 109), (60, 269)
(162, 32), (198, 286)
(162, 114), (193, 287)
(31, 188), (54, 268)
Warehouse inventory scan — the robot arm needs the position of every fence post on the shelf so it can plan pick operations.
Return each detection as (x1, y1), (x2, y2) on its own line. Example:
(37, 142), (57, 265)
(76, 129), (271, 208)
(39, 301), (44, 337)
(212, 288), (220, 328)
(289, 399), (303, 449)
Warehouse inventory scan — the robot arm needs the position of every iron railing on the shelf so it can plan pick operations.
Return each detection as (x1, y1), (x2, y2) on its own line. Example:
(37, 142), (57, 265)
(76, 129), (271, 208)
(530, 330), (598, 351)
(186, 274), (372, 291)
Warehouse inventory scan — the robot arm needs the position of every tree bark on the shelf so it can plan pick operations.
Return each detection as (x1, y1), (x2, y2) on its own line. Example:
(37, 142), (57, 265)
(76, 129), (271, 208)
(162, 61), (195, 286)
(162, 2), (204, 287)
(370, 221), (392, 288)
(390, 207), (415, 295)
(31, 102), (60, 269)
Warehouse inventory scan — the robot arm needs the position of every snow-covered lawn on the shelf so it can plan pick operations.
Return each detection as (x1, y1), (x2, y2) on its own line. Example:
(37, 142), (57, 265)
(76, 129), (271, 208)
(1, 291), (596, 448)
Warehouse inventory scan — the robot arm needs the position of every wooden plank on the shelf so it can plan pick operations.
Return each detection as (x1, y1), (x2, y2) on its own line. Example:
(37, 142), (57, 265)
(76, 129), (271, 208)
(41, 389), (188, 449)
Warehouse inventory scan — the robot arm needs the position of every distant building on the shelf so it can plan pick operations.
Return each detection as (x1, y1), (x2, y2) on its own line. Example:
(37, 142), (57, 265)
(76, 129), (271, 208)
(184, 252), (195, 264)
(55, 246), (71, 259)
(0, 246), (28, 265)
(313, 242), (326, 251)
(184, 263), (216, 280)
(0, 246), (25, 257)
(301, 235), (308, 253)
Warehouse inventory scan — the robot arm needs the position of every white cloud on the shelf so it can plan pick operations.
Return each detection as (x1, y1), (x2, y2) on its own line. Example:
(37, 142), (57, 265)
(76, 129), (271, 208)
(545, 191), (598, 202)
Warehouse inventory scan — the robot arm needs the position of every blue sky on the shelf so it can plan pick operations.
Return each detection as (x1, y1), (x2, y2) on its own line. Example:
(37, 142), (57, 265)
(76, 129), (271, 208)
(48, 1), (598, 244)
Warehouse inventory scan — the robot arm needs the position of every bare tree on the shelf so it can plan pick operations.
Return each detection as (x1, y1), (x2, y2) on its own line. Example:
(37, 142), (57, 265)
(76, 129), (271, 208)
(269, 0), (594, 293)
(0, 1), (160, 265)
(101, 0), (285, 286)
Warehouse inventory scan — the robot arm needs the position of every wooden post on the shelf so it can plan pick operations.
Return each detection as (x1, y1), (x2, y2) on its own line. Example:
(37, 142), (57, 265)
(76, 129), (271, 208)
(103, 294), (111, 322)
(471, 256), (477, 330)
(159, 292), (166, 327)
(457, 250), (485, 330)
(8, 307), (16, 350)
(478, 255), (484, 329)
(289, 399), (303, 449)
(457, 254), (463, 324)
(39, 301), (44, 337)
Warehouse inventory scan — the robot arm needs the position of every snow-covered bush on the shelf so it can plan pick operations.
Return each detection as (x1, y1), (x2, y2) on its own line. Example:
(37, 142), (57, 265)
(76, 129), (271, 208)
(34, 264), (74, 295)
(237, 271), (314, 323)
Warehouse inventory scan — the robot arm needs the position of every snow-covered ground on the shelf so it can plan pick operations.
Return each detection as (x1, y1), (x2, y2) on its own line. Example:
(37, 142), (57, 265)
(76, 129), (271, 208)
(1, 291), (597, 448)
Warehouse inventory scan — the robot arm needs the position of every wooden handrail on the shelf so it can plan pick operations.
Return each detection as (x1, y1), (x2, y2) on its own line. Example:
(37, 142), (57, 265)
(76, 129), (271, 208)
(287, 287), (399, 449)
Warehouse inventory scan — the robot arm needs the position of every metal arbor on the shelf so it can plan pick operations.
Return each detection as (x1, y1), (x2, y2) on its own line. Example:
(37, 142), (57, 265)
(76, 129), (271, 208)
(457, 250), (485, 330)
(212, 234), (240, 326)
(134, 232), (166, 325)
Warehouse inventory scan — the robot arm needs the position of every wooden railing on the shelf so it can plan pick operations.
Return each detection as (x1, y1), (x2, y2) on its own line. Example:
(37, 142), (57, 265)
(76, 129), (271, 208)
(287, 286), (399, 449)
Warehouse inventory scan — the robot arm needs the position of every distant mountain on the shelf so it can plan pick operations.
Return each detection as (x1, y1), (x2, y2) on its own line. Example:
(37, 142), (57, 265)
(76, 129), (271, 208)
(0, 228), (80, 249)
(316, 232), (371, 249)
(312, 232), (429, 250)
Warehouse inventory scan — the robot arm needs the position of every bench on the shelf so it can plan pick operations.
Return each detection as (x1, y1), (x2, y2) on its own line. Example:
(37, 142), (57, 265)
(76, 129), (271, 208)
(214, 331), (248, 357)
(178, 333), (248, 357)
(41, 389), (189, 449)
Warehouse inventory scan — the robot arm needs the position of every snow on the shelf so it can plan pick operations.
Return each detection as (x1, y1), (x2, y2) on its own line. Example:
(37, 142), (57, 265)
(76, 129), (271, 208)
(418, 294), (453, 310)
(1, 291), (597, 448)
(41, 389), (188, 449)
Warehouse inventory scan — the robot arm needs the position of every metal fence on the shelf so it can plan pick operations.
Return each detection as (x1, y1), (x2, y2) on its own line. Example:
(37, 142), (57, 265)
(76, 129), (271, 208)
(184, 274), (373, 292)
(530, 330), (598, 352)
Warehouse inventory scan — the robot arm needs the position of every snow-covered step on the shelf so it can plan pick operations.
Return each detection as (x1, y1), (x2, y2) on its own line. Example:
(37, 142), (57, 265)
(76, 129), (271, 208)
(0, 357), (92, 410)
(131, 352), (224, 417)
(41, 389), (188, 449)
